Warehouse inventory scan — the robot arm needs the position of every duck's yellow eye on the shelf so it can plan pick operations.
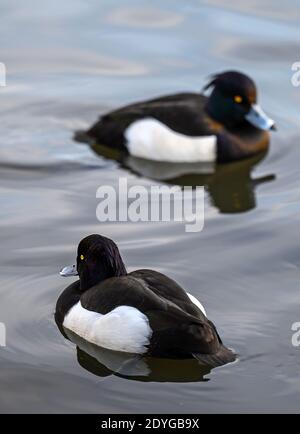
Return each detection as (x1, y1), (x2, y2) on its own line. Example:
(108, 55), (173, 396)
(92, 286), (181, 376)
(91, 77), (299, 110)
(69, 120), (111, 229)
(234, 95), (242, 103)
(80, 254), (84, 261)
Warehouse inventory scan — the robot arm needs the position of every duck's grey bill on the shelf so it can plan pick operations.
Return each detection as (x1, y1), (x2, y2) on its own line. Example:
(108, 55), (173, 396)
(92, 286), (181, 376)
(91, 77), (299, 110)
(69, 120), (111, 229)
(245, 104), (275, 131)
(60, 264), (78, 277)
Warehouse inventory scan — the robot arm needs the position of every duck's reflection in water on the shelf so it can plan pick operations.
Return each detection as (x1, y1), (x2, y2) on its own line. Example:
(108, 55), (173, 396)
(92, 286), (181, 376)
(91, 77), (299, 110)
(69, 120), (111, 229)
(65, 329), (211, 383)
(91, 144), (275, 214)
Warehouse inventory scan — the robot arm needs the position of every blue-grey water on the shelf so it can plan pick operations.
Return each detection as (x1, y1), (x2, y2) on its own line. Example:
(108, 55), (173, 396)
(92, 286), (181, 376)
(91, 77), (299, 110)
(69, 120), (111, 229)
(1, 0), (300, 413)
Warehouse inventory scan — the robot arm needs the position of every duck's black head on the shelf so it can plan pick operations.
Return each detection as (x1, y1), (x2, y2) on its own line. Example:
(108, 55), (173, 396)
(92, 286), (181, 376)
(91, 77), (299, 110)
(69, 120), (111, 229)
(60, 234), (127, 291)
(204, 70), (275, 131)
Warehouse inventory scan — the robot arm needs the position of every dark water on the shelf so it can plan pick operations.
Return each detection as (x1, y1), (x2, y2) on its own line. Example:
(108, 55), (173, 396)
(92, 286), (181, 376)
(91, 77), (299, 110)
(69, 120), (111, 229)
(1, 0), (300, 413)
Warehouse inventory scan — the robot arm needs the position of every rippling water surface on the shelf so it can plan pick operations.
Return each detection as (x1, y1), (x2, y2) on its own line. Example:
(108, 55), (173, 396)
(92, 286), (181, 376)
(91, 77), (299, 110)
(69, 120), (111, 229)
(1, 0), (300, 413)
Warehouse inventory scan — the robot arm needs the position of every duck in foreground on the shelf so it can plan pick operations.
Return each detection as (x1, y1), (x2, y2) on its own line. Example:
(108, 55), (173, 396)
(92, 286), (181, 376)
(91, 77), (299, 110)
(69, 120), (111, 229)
(76, 70), (275, 163)
(55, 234), (236, 367)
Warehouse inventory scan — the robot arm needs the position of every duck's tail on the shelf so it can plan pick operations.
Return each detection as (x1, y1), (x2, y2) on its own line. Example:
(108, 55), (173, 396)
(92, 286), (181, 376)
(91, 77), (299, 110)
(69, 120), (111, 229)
(74, 130), (94, 144)
(192, 345), (236, 368)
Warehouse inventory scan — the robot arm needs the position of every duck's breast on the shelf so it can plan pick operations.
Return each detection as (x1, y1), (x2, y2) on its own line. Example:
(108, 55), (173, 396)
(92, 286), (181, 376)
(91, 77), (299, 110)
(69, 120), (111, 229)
(63, 301), (152, 354)
(124, 118), (217, 163)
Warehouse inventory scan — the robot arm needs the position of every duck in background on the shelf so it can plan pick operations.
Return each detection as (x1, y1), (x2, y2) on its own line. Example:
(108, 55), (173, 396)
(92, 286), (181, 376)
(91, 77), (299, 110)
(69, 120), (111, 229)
(75, 70), (275, 163)
(55, 234), (236, 367)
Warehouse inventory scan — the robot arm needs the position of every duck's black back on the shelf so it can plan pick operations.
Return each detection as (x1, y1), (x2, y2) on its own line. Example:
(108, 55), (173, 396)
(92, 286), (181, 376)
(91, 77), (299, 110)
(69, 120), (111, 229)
(87, 93), (212, 149)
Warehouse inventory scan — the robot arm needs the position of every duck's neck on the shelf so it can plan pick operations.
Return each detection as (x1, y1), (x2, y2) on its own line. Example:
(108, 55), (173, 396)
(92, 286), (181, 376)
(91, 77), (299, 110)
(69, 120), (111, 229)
(80, 264), (127, 292)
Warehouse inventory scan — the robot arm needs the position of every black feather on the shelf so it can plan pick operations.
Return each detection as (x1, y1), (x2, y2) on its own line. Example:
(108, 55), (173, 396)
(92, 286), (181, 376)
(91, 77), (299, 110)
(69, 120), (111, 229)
(193, 345), (236, 368)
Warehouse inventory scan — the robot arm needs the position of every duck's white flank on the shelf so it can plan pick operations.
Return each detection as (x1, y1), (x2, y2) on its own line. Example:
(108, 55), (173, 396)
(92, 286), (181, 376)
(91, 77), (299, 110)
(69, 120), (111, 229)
(187, 292), (207, 316)
(124, 118), (217, 163)
(63, 302), (152, 354)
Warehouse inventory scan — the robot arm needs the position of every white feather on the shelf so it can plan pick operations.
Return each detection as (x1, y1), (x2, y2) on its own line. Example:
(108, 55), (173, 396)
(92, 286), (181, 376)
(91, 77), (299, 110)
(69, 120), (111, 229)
(63, 302), (152, 354)
(124, 117), (217, 163)
(186, 292), (207, 316)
